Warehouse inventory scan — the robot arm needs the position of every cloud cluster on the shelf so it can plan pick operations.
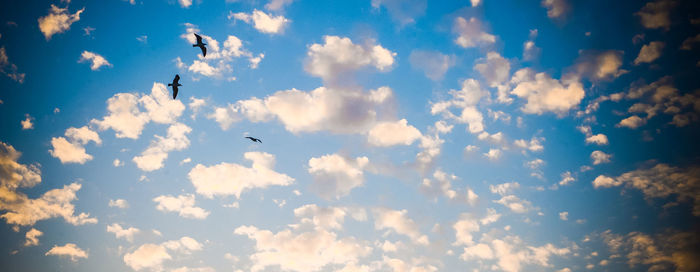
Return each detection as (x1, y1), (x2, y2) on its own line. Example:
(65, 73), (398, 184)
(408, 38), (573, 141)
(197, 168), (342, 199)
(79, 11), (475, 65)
(420, 170), (479, 205)
(153, 194), (209, 219)
(453, 17), (496, 48)
(308, 154), (369, 200)
(133, 123), (191, 171)
(230, 10), (290, 34)
(0, 47), (25, 83)
(49, 126), (101, 164)
(372, 207), (429, 245)
(124, 236), (203, 271)
(510, 68), (585, 116)
(305, 35), (395, 85)
(78, 51), (112, 70)
(371, 0), (427, 26)
(38, 5), (84, 40)
(617, 76), (700, 128)
(45, 243), (88, 262)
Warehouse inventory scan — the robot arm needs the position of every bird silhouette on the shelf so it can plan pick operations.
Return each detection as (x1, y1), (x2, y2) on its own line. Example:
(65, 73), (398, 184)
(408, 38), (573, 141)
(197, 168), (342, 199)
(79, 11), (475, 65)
(245, 136), (262, 143)
(168, 74), (181, 99)
(193, 33), (207, 57)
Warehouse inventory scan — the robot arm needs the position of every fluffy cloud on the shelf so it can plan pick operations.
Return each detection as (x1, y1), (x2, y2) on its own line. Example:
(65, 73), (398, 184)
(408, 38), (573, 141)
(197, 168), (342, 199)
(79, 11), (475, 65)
(124, 237), (202, 271)
(620, 76), (700, 127)
(474, 52), (511, 87)
(305, 36), (395, 85)
(602, 230), (699, 272)
(680, 34), (700, 50)
(514, 136), (545, 152)
(460, 236), (570, 272)
(25, 228), (43, 246)
(541, 0), (569, 19)
(92, 83), (185, 139)
(38, 5), (84, 40)
(371, 0), (427, 26)
(107, 223), (140, 242)
(489, 182), (520, 196)
(409, 49), (454, 81)
(265, 0), (295, 11)
(294, 204), (367, 230)
(634, 41), (665, 65)
(635, 0), (676, 30)
(367, 119), (422, 147)
(523, 29), (541, 61)
(431, 79), (488, 134)
(308, 154), (369, 200)
(78, 51), (112, 70)
(483, 148), (502, 161)
(585, 134), (609, 145)
(230, 10), (290, 34)
(372, 207), (429, 245)
(133, 123), (191, 171)
(453, 214), (480, 246)
(188, 152), (294, 198)
(510, 68), (585, 116)
(109, 199), (128, 209)
(570, 50), (626, 81)
(153, 194), (209, 219)
(420, 170), (478, 205)
(590, 150), (612, 165)
(494, 195), (533, 213)
(559, 211), (568, 221)
(45, 243), (88, 262)
(594, 163), (700, 216)
(452, 17), (496, 48)
(617, 115), (646, 128)
(0, 47), (25, 83)
(178, 0), (192, 8)
(49, 126), (101, 164)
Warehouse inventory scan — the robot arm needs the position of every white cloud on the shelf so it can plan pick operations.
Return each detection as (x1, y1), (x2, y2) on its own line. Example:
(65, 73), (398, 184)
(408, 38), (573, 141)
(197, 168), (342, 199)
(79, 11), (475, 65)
(585, 134), (609, 145)
(494, 195), (532, 213)
(124, 237), (202, 271)
(453, 214), (480, 246)
(230, 9), (290, 34)
(179, 24), (261, 79)
(510, 68), (585, 116)
(46, 243), (88, 262)
(133, 123), (191, 171)
(570, 50), (626, 81)
(25, 228), (43, 246)
(514, 136), (545, 152)
(559, 171), (575, 186)
(541, 0), (569, 19)
(178, 0), (192, 8)
(480, 208), (501, 225)
(420, 170), (477, 205)
(523, 29), (541, 61)
(265, 0), (294, 11)
(590, 150), (612, 165)
(38, 5), (84, 40)
(372, 207), (429, 245)
(108, 199), (128, 209)
(153, 194), (210, 219)
(0, 182), (97, 226)
(107, 223), (140, 242)
(634, 41), (665, 65)
(559, 211), (568, 221)
(617, 115), (646, 129)
(0, 47), (26, 83)
(371, 0), (427, 26)
(113, 159), (123, 167)
(431, 79), (488, 134)
(453, 17), (496, 48)
(381, 256), (438, 272)
(21, 114), (34, 130)
(635, 0), (676, 30)
(592, 175), (621, 188)
(474, 52), (511, 87)
(461, 236), (570, 272)
(49, 126), (101, 164)
(367, 119), (422, 147)
(483, 148), (502, 161)
(304, 35), (395, 85)
(78, 51), (112, 70)
(490, 182), (520, 196)
(308, 154), (369, 200)
(188, 152), (294, 198)
(294, 204), (366, 230)
(409, 49), (454, 81)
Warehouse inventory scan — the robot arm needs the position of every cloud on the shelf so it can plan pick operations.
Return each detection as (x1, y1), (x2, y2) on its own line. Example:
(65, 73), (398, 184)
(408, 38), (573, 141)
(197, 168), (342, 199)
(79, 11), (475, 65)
(474, 52), (511, 88)
(92, 83), (185, 139)
(381, 256), (438, 272)
(78, 51), (112, 70)
(617, 115), (646, 129)
(590, 150), (612, 165)
(230, 9), (290, 34)
(431, 79), (488, 134)
(570, 50), (626, 81)
(265, 0), (294, 11)
(0, 182), (97, 227)
(585, 134), (609, 145)
(49, 126), (101, 164)
(453, 214), (480, 246)
(133, 123), (191, 171)
(304, 35), (395, 85)
(409, 49), (454, 81)
(634, 41), (665, 65)
(367, 119), (422, 147)
(510, 68), (585, 116)
(109, 199), (128, 209)
(460, 236), (570, 272)
(124, 237), (202, 271)
(680, 34), (700, 50)
(559, 211), (568, 220)
(38, 5), (84, 40)
(372, 207), (429, 245)
(635, 0), (676, 30)
(294, 204), (366, 230)
(490, 182), (520, 196)
(483, 148), (502, 161)
(494, 195), (532, 213)
(45, 243), (88, 261)
(420, 170), (478, 205)
(523, 29), (541, 61)
(107, 223), (140, 242)
(514, 136), (545, 152)
(541, 0), (569, 19)
(308, 154), (369, 200)
(594, 163), (700, 216)
(559, 171), (575, 186)
(21, 114), (34, 130)
(178, 0), (192, 8)
(452, 17), (496, 48)
(179, 24), (261, 79)
(153, 194), (209, 219)
(0, 47), (25, 83)
(188, 152), (294, 198)
(371, 0), (427, 26)
(25, 228), (42, 246)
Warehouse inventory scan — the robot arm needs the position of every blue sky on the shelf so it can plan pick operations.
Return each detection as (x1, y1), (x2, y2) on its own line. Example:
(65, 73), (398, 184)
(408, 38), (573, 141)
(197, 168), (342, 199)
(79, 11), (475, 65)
(1, 0), (699, 271)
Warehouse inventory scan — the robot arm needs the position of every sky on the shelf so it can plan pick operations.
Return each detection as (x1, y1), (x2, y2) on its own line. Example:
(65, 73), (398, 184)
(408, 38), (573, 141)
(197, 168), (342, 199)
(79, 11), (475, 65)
(0, 0), (699, 271)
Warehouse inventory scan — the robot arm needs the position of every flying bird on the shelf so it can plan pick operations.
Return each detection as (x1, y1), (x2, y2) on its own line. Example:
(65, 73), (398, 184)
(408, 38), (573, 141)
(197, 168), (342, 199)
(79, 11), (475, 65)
(193, 33), (207, 57)
(168, 74), (181, 99)
(245, 136), (262, 143)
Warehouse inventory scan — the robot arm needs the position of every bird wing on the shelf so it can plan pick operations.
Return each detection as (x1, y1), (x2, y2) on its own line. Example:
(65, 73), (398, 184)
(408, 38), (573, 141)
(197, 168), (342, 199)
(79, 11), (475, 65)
(172, 86), (179, 99)
(202, 46), (206, 57)
(194, 33), (203, 44)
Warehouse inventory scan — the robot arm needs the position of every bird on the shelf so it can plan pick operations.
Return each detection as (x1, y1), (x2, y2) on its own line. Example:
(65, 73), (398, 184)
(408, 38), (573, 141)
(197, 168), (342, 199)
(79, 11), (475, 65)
(245, 136), (262, 143)
(168, 74), (181, 99)
(193, 33), (207, 58)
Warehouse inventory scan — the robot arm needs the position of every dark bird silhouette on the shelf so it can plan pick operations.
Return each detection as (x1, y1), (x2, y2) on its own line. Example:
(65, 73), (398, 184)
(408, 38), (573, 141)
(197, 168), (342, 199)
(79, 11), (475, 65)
(193, 33), (207, 57)
(245, 136), (262, 143)
(168, 74), (181, 99)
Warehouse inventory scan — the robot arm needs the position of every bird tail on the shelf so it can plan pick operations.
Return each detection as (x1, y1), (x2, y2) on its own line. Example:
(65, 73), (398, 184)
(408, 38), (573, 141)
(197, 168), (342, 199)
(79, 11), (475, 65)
(192, 44), (199, 47)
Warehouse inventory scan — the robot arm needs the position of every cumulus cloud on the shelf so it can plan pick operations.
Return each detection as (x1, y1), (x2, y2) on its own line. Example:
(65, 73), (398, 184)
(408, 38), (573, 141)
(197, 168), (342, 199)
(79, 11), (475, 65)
(308, 154), (369, 200)
(153, 194), (209, 219)
(420, 170), (478, 205)
(559, 171), (575, 186)
(305, 35), (395, 85)
(45, 243), (88, 262)
(634, 41), (665, 65)
(265, 0), (295, 11)
(570, 50), (626, 81)
(409, 49), (454, 81)
(25, 228), (43, 246)
(620, 76), (700, 128)
(124, 237), (202, 271)
(494, 195), (533, 213)
(489, 182), (520, 196)
(452, 17), (496, 48)
(78, 51), (112, 70)
(541, 0), (569, 19)
(635, 0), (676, 30)
(92, 83), (185, 139)
(514, 136), (545, 153)
(461, 235), (570, 272)
(109, 199), (128, 209)
(0, 47), (26, 83)
(372, 207), (429, 245)
(510, 68), (585, 116)
(474, 52), (511, 87)
(133, 123), (191, 171)
(49, 126), (101, 164)
(20, 114), (34, 130)
(431, 79), (488, 134)
(38, 5), (84, 40)
(367, 119), (422, 147)
(617, 115), (646, 129)
(107, 223), (140, 242)
(188, 152), (294, 198)
(523, 29), (541, 61)
(483, 148), (502, 161)
(294, 204), (367, 230)
(230, 9), (290, 34)
(453, 214), (480, 246)
(590, 150), (612, 165)
(371, 0), (427, 26)
(585, 134), (609, 145)
(178, 0), (192, 8)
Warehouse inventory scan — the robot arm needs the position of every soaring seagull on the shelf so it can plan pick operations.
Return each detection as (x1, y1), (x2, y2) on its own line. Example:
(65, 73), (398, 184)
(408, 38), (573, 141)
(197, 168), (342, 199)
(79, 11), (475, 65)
(193, 33), (207, 57)
(245, 136), (262, 143)
(168, 74), (181, 99)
